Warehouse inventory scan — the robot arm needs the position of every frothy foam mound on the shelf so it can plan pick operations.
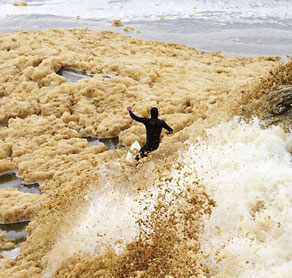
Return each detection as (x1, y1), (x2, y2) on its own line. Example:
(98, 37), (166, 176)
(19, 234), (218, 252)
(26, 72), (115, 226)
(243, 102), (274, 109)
(182, 117), (292, 277)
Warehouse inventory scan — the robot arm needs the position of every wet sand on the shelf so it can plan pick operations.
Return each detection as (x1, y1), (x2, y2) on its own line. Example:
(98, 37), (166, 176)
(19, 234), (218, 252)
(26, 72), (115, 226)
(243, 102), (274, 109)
(0, 28), (291, 277)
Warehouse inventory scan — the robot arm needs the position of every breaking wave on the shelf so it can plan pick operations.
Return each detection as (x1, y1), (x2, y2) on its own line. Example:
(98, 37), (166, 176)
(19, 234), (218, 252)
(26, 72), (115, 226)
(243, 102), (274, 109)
(43, 117), (292, 277)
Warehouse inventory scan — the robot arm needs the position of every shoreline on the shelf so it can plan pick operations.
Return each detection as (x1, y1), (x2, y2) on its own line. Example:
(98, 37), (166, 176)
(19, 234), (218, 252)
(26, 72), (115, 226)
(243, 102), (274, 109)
(0, 15), (291, 60)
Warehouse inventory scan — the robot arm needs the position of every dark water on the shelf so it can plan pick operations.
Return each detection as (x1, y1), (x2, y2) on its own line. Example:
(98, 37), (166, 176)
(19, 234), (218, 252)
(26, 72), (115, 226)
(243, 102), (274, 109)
(0, 221), (29, 259)
(84, 136), (121, 150)
(57, 68), (93, 82)
(0, 172), (40, 193)
(57, 68), (114, 82)
(0, 221), (29, 243)
(0, 172), (39, 259)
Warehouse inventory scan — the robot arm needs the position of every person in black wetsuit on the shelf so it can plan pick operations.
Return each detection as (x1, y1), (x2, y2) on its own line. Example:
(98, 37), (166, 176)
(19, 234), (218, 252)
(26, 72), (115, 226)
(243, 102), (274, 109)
(127, 106), (173, 159)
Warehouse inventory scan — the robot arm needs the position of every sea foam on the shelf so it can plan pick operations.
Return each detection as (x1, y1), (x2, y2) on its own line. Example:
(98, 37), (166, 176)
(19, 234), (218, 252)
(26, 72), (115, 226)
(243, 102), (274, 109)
(42, 185), (143, 277)
(183, 117), (292, 277)
(43, 117), (292, 277)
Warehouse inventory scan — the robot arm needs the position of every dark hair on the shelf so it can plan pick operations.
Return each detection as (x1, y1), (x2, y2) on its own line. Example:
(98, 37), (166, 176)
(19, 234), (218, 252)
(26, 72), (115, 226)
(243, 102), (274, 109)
(150, 107), (158, 118)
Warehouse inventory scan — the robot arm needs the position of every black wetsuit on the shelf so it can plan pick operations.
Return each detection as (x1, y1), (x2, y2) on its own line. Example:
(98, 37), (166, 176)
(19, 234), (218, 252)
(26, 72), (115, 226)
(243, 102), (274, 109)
(129, 111), (173, 158)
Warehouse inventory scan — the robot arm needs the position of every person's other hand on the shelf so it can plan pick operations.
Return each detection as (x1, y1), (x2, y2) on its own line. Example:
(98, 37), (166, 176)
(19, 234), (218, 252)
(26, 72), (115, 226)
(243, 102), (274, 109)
(165, 131), (170, 135)
(127, 106), (132, 112)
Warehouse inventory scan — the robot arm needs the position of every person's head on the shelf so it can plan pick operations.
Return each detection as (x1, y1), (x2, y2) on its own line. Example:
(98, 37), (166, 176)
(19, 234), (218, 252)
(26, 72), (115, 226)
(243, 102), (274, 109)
(150, 107), (158, 118)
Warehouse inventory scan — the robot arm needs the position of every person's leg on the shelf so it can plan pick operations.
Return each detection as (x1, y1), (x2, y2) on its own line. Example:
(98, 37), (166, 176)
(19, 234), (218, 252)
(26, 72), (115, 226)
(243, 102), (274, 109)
(136, 144), (157, 160)
(138, 144), (149, 159)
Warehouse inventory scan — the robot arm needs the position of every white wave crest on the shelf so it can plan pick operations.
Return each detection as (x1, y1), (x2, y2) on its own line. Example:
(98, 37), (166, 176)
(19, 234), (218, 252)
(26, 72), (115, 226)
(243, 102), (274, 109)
(184, 117), (292, 277)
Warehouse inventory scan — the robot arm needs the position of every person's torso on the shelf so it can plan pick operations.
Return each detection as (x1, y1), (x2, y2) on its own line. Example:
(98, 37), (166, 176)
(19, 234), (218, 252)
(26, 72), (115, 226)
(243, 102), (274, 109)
(144, 118), (163, 147)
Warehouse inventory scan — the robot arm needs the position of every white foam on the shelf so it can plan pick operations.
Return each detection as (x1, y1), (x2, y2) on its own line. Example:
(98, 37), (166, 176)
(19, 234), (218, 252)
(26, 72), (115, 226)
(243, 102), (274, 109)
(42, 187), (142, 277)
(42, 160), (192, 277)
(42, 164), (160, 277)
(181, 117), (292, 277)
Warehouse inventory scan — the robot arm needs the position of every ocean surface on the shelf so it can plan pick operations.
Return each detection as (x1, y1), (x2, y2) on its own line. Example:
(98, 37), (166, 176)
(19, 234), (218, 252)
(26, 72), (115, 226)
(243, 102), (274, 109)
(0, 0), (292, 58)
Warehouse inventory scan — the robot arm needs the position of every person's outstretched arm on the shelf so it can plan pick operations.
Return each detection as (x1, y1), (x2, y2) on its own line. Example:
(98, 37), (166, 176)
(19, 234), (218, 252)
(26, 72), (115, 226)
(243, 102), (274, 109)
(162, 121), (173, 134)
(127, 106), (147, 124)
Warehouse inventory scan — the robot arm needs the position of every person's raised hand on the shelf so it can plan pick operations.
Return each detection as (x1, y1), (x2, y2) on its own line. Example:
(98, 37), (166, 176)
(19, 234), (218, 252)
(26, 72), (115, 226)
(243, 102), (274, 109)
(127, 106), (132, 112)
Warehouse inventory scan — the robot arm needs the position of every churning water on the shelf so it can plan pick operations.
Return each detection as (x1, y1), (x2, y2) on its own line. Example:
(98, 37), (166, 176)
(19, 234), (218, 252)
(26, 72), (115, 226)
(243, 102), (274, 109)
(43, 117), (292, 277)
(184, 117), (292, 277)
